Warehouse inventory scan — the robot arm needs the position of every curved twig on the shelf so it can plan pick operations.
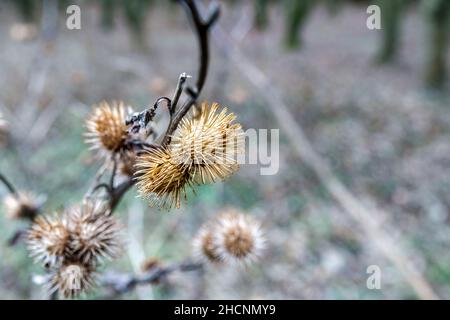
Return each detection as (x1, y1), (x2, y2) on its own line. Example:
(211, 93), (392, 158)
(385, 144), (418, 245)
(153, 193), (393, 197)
(100, 260), (203, 299)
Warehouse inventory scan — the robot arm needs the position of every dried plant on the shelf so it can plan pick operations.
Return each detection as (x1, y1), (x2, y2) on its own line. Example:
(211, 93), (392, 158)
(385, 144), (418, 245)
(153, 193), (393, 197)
(85, 101), (131, 156)
(213, 210), (265, 264)
(27, 200), (123, 298)
(28, 214), (70, 268)
(193, 209), (265, 265)
(48, 262), (97, 299)
(170, 102), (244, 184)
(0, 0), (265, 299)
(192, 223), (223, 264)
(135, 146), (193, 209)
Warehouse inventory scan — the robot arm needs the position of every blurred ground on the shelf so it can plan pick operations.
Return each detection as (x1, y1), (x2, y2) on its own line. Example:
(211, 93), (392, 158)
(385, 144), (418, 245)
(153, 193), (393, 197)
(1, 1), (450, 299)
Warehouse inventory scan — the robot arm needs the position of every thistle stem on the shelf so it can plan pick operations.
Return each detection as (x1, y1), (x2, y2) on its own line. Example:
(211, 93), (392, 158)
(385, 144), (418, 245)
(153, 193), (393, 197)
(0, 172), (17, 196)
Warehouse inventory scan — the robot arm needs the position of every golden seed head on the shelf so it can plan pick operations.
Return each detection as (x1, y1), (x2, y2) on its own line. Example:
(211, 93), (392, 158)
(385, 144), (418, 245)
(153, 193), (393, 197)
(192, 224), (222, 264)
(85, 101), (130, 154)
(48, 262), (96, 299)
(66, 200), (123, 265)
(27, 215), (70, 268)
(214, 210), (265, 264)
(3, 191), (40, 220)
(134, 147), (192, 209)
(170, 102), (244, 184)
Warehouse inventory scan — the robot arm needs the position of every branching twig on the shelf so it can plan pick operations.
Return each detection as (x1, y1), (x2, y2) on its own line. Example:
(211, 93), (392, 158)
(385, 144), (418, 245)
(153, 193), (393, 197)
(100, 260), (203, 299)
(99, 0), (219, 213)
(109, 178), (135, 213)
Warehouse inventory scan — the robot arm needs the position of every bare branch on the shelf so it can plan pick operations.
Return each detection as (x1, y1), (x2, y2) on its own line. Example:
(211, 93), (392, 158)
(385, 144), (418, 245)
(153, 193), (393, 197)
(109, 178), (135, 213)
(100, 260), (203, 298)
(101, 0), (220, 214)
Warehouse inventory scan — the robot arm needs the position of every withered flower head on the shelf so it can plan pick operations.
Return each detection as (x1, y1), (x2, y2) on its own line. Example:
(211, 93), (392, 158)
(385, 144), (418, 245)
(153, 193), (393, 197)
(48, 262), (96, 299)
(66, 200), (123, 264)
(170, 102), (244, 184)
(192, 223), (222, 264)
(3, 191), (41, 220)
(85, 101), (130, 154)
(135, 147), (192, 209)
(213, 209), (265, 265)
(0, 112), (9, 146)
(27, 200), (125, 299)
(27, 215), (70, 268)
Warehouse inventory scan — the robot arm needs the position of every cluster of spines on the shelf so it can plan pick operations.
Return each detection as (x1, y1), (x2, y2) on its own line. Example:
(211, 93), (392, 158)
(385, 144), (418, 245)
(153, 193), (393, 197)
(134, 102), (244, 209)
(85, 101), (136, 178)
(27, 200), (123, 298)
(192, 209), (265, 265)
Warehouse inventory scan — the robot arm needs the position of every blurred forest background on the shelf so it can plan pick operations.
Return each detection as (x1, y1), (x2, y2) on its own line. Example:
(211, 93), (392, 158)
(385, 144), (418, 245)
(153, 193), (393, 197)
(1, 0), (450, 299)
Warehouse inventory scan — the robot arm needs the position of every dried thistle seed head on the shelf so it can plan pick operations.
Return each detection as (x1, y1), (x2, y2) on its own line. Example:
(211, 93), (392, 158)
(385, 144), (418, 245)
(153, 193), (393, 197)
(170, 102), (244, 184)
(85, 101), (131, 154)
(27, 215), (70, 268)
(66, 200), (123, 264)
(134, 147), (192, 209)
(214, 210), (265, 265)
(192, 224), (222, 264)
(3, 191), (41, 220)
(48, 262), (96, 299)
(0, 112), (9, 146)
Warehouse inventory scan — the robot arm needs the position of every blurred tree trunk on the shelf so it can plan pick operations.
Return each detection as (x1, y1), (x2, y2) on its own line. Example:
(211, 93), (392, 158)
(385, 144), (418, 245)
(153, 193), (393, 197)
(423, 0), (450, 90)
(254, 0), (270, 30)
(283, 0), (313, 49)
(376, 0), (404, 64)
